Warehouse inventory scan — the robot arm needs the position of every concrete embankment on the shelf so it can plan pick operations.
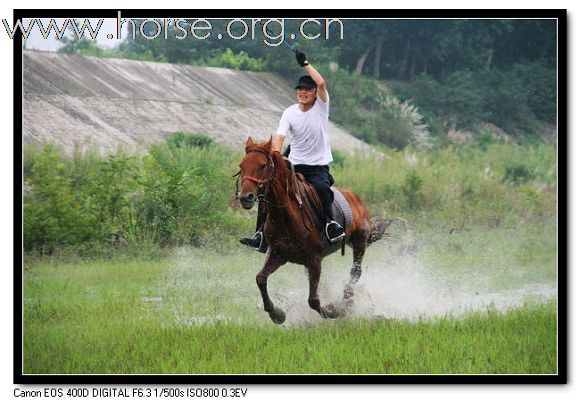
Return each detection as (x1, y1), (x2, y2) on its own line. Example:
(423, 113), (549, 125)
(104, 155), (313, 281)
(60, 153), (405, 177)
(23, 50), (371, 156)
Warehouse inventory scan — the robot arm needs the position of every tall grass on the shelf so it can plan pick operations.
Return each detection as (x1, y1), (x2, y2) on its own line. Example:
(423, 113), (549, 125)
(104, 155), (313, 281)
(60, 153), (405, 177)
(333, 141), (557, 228)
(23, 138), (557, 258)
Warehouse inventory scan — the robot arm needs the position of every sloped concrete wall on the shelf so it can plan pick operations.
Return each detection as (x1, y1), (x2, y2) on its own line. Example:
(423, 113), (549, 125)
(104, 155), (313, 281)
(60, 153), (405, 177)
(22, 51), (371, 156)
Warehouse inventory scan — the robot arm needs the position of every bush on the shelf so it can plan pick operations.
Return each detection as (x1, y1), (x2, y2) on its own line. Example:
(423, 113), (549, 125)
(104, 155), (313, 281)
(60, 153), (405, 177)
(23, 142), (242, 254)
(165, 132), (214, 149)
(474, 128), (496, 151)
(503, 163), (535, 185)
(136, 143), (233, 246)
(326, 68), (426, 149)
(512, 61), (556, 124)
(23, 139), (557, 255)
(331, 149), (347, 168)
(204, 48), (264, 71)
(401, 170), (425, 210)
(23, 145), (103, 253)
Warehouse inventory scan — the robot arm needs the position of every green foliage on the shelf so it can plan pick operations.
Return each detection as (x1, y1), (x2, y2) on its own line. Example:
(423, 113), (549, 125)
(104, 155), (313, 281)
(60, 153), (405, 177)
(84, 154), (140, 246)
(23, 139), (556, 256)
(331, 149), (347, 167)
(202, 48), (264, 71)
(23, 145), (100, 254)
(23, 142), (243, 254)
(474, 128), (496, 151)
(503, 163), (535, 185)
(136, 143), (233, 246)
(512, 62), (557, 124)
(325, 68), (383, 144)
(58, 37), (104, 56)
(326, 68), (423, 149)
(393, 62), (555, 136)
(333, 141), (556, 226)
(165, 132), (214, 149)
(401, 170), (425, 210)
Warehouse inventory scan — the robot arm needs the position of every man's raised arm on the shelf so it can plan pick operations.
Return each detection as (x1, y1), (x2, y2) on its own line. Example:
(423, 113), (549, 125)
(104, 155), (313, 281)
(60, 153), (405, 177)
(295, 51), (328, 103)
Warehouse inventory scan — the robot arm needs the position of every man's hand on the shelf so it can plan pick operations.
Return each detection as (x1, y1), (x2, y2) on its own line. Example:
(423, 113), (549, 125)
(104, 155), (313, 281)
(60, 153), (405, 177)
(295, 51), (309, 67)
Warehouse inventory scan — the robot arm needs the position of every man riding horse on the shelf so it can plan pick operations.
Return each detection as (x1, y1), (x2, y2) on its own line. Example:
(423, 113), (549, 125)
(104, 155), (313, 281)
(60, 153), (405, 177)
(240, 50), (345, 252)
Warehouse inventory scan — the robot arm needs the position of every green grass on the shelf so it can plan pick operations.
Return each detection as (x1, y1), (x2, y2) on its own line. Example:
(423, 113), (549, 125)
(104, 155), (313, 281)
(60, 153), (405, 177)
(23, 230), (557, 374)
(415, 218), (558, 291)
(24, 298), (557, 374)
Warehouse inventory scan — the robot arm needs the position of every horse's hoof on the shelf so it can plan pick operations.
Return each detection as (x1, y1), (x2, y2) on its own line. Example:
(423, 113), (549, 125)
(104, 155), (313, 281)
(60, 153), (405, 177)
(338, 299), (354, 317)
(344, 285), (354, 300)
(321, 304), (339, 319)
(269, 308), (286, 324)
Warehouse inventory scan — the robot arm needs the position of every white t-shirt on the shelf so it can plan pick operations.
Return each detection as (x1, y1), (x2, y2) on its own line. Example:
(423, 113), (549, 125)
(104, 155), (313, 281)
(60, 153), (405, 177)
(276, 96), (333, 166)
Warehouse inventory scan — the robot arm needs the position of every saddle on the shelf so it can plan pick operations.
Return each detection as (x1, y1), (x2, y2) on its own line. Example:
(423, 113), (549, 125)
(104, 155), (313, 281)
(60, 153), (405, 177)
(292, 172), (353, 234)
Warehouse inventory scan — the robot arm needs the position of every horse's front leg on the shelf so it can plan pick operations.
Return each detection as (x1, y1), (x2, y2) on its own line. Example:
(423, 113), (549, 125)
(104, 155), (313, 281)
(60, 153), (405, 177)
(306, 258), (338, 319)
(256, 252), (287, 324)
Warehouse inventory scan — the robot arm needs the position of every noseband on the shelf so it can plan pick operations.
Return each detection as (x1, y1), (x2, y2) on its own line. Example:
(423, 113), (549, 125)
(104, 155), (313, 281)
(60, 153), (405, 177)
(241, 147), (275, 190)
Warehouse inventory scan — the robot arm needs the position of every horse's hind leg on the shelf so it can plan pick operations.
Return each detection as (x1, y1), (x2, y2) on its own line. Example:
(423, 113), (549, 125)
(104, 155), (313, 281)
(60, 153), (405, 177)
(306, 258), (338, 319)
(349, 234), (367, 285)
(341, 234), (367, 315)
(256, 253), (287, 324)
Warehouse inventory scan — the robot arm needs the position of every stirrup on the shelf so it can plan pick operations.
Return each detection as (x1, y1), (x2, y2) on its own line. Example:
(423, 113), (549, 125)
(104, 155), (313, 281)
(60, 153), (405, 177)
(325, 220), (345, 243)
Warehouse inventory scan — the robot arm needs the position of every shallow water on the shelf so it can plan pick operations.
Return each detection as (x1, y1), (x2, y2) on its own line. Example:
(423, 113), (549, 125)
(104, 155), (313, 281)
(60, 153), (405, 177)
(147, 234), (557, 327)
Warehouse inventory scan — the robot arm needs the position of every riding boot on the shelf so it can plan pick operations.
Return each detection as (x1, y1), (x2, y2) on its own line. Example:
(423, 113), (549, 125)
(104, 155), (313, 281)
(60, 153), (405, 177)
(239, 202), (268, 253)
(240, 231), (267, 253)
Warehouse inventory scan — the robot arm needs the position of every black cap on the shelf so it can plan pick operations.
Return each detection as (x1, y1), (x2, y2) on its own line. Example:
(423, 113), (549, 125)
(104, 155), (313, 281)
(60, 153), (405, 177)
(295, 75), (317, 90)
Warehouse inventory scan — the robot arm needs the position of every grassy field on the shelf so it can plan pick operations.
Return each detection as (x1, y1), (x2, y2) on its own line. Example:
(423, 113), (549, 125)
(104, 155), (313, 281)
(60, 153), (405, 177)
(23, 220), (558, 375)
(22, 140), (558, 375)
(25, 300), (556, 374)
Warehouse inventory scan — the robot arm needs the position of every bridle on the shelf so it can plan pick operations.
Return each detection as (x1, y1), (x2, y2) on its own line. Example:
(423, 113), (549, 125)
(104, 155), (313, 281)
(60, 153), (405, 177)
(233, 146), (315, 232)
(234, 147), (290, 208)
(241, 147), (275, 191)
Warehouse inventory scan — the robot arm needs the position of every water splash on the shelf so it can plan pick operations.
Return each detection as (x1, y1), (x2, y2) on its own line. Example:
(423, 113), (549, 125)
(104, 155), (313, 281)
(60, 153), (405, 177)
(150, 235), (556, 328)
(252, 250), (556, 327)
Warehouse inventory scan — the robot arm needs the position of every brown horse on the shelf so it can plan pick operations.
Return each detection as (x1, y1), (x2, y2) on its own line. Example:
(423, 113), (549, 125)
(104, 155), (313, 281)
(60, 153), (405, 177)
(237, 137), (389, 324)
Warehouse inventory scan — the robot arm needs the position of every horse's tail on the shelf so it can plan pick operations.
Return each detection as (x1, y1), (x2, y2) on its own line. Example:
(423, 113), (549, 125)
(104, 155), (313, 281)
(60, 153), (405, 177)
(367, 218), (395, 245)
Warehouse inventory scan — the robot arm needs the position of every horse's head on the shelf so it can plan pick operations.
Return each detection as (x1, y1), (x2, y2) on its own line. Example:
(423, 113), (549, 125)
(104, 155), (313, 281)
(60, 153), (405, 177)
(238, 136), (274, 209)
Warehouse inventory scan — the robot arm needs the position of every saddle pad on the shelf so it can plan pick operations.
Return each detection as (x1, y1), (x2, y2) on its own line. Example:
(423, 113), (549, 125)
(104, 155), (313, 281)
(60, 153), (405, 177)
(331, 188), (353, 229)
